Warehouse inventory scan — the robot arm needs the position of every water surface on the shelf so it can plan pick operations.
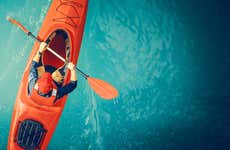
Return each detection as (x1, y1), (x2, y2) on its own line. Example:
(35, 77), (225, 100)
(0, 0), (230, 149)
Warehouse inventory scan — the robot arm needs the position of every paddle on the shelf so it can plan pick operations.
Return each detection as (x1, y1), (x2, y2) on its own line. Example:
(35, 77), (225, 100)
(7, 16), (118, 100)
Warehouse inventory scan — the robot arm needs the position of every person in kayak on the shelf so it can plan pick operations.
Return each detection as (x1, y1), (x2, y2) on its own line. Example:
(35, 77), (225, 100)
(36, 31), (69, 85)
(28, 42), (77, 102)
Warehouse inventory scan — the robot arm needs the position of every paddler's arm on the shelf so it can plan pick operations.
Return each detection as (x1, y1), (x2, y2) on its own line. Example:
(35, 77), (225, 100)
(55, 63), (77, 100)
(28, 42), (47, 94)
(29, 42), (48, 81)
(33, 42), (47, 63)
(68, 62), (77, 81)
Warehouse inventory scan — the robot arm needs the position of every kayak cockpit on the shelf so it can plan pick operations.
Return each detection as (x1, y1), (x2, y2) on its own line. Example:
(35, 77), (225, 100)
(43, 29), (70, 70)
(42, 29), (71, 86)
(27, 29), (71, 106)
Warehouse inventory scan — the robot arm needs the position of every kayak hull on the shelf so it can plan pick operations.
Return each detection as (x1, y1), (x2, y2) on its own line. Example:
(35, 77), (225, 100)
(8, 0), (88, 149)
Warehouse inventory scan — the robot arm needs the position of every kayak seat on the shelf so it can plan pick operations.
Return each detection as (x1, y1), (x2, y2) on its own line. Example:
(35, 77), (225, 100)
(15, 119), (47, 150)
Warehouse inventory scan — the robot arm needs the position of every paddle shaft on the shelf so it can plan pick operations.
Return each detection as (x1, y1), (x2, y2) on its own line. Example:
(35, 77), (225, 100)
(27, 32), (89, 79)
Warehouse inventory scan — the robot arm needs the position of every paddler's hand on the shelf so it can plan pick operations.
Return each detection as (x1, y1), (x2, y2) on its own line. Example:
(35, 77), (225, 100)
(68, 62), (77, 81)
(38, 42), (48, 53)
(67, 62), (75, 71)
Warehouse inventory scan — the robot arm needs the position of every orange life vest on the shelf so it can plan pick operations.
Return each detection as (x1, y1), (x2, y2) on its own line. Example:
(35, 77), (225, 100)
(31, 82), (57, 106)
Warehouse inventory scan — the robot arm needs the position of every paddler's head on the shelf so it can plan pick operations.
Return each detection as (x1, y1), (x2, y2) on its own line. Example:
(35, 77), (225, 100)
(37, 72), (53, 94)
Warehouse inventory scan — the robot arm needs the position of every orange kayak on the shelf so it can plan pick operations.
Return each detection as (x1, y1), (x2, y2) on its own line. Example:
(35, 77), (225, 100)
(8, 0), (88, 149)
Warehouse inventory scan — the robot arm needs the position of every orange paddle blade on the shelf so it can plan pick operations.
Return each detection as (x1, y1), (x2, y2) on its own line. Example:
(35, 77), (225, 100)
(7, 16), (29, 34)
(87, 77), (118, 100)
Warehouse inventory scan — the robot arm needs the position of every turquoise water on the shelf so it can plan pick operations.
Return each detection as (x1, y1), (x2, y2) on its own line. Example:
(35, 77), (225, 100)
(1, 0), (230, 149)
